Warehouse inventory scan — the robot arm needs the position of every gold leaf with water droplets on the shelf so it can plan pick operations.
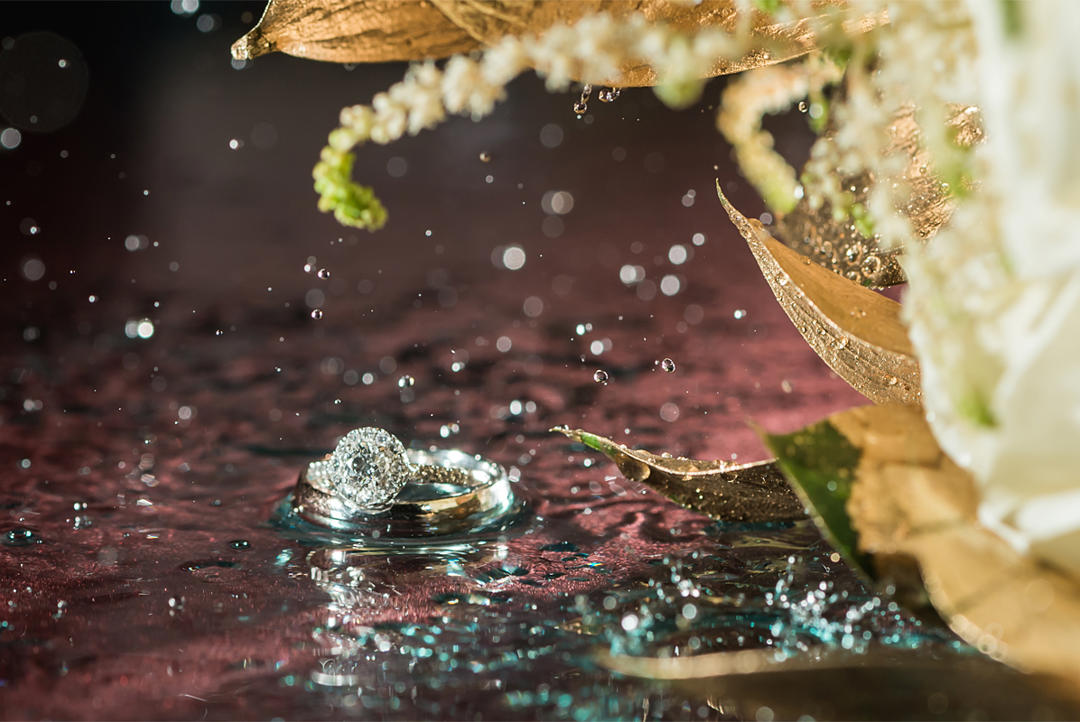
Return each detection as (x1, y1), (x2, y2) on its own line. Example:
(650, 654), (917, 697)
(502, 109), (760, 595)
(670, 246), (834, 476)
(717, 182), (920, 406)
(233, 0), (884, 87)
(775, 104), (983, 287)
(550, 426), (805, 523)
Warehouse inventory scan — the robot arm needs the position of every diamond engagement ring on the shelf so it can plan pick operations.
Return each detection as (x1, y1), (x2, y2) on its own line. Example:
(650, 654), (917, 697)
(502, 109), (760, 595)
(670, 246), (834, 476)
(293, 427), (517, 537)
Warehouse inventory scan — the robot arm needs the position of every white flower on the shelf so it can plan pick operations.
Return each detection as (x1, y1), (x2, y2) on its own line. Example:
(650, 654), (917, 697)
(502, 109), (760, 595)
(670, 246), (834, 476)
(903, 0), (1080, 575)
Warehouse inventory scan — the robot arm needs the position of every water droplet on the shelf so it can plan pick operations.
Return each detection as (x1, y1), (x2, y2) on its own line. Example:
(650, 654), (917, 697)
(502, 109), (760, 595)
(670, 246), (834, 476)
(168, 595), (185, 610)
(597, 87), (621, 103)
(661, 358), (676, 373)
(229, 539), (251, 550)
(4, 526), (39, 546)
(573, 84), (592, 115)
(593, 369), (609, 384)
(316, 268), (330, 279)
(124, 318), (155, 339)
(861, 254), (882, 277)
(797, 100), (808, 112)
(478, 151), (491, 163)
(397, 374), (415, 389)
(844, 242), (865, 265)
(310, 309), (324, 320)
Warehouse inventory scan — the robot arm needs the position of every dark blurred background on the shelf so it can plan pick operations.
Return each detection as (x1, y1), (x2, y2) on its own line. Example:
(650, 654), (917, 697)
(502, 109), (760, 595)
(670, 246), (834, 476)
(0, 1), (841, 462)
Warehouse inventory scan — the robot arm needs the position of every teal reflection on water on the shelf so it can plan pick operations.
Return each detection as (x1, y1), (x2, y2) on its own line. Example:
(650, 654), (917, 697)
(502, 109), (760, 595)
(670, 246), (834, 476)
(282, 513), (970, 719)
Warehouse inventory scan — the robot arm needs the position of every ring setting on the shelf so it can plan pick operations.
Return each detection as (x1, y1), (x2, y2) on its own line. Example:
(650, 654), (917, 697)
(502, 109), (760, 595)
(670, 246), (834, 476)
(305, 427), (414, 511)
(292, 427), (519, 538)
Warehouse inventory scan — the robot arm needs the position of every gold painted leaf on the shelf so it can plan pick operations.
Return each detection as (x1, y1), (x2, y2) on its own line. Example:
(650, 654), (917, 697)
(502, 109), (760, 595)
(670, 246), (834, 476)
(769, 404), (1080, 687)
(233, 0), (884, 87)
(717, 183), (920, 406)
(775, 104), (983, 287)
(550, 426), (805, 523)
(601, 645), (1080, 719)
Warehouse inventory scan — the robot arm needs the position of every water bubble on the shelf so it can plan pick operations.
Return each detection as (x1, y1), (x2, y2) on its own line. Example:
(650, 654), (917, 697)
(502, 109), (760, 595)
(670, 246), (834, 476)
(303, 262), (314, 273)
(0, 127), (22, 150)
(798, 100), (808, 112)
(316, 268), (330, 279)
(593, 369), (609, 384)
(310, 309), (324, 320)
(499, 245), (526, 271)
(661, 358), (676, 373)
(539, 123), (564, 149)
(659, 402), (680, 422)
(386, 156), (407, 177)
(541, 190), (574, 216)
(478, 151), (491, 163)
(20, 257), (45, 282)
(619, 264), (645, 285)
(397, 374), (415, 389)
(660, 275), (681, 296)
(522, 296), (544, 318)
(124, 318), (155, 339)
(168, 595), (185, 610)
(733, 308), (748, 320)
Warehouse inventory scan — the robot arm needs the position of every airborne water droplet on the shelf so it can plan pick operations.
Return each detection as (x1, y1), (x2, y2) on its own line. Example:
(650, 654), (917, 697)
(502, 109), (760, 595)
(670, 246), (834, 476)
(573, 84), (592, 115)
(597, 87), (621, 103)
(310, 309), (324, 320)
(478, 151), (491, 163)
(661, 358), (676, 373)
(397, 374), (415, 389)
(593, 369), (609, 384)
(316, 268), (330, 279)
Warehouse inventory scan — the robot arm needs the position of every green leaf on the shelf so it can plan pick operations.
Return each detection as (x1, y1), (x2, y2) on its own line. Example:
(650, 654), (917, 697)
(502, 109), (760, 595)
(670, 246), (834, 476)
(763, 419), (867, 573)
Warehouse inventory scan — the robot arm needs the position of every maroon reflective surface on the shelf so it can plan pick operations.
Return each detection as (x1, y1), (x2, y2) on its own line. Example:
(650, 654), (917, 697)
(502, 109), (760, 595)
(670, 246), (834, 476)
(1, 4), (1073, 720)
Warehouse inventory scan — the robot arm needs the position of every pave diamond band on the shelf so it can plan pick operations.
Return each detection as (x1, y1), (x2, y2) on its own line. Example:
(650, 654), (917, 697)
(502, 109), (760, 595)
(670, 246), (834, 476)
(293, 428), (515, 537)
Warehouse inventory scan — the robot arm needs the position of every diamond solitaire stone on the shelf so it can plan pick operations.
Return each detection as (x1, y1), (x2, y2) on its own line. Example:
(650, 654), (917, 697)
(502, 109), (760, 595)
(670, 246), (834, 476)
(324, 427), (414, 510)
